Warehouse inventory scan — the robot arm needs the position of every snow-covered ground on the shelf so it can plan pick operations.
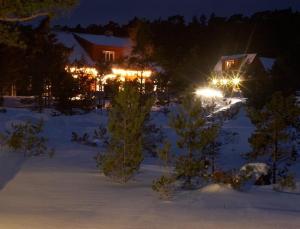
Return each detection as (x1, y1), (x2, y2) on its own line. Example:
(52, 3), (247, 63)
(0, 106), (299, 229)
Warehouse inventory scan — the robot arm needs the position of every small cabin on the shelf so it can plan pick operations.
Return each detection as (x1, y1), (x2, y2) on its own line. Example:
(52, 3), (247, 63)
(214, 53), (275, 77)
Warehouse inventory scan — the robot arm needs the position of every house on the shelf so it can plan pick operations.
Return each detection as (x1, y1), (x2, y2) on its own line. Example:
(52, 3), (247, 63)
(55, 31), (132, 65)
(55, 32), (153, 93)
(213, 53), (275, 76)
(211, 53), (276, 90)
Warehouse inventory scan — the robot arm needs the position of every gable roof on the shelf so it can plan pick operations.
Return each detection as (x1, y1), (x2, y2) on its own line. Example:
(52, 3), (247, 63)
(214, 53), (275, 73)
(54, 31), (95, 65)
(54, 31), (132, 66)
(74, 33), (131, 48)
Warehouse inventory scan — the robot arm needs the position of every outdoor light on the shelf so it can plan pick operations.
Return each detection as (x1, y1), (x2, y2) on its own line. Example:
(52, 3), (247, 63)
(212, 79), (218, 85)
(232, 77), (241, 86)
(66, 66), (153, 84)
(112, 68), (152, 78)
(195, 88), (223, 98)
(220, 79), (228, 85)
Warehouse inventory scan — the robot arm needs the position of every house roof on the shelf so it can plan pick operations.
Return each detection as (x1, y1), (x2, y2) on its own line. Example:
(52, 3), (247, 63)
(54, 31), (95, 65)
(214, 53), (275, 73)
(55, 31), (132, 66)
(74, 33), (131, 48)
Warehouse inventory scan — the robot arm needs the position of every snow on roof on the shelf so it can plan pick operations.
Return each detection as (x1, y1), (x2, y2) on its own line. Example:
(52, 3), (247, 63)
(222, 53), (257, 64)
(259, 57), (276, 71)
(214, 53), (275, 72)
(74, 33), (131, 48)
(214, 53), (257, 73)
(54, 32), (95, 66)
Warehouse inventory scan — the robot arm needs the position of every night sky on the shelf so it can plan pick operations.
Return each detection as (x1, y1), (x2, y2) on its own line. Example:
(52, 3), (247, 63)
(55, 0), (300, 26)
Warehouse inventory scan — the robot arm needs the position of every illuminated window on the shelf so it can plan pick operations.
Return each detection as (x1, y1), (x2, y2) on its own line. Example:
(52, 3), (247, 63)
(225, 60), (235, 69)
(103, 50), (115, 62)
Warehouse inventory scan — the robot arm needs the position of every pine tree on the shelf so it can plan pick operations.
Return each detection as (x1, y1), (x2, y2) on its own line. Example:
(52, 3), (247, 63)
(152, 141), (175, 199)
(247, 92), (300, 185)
(0, 0), (77, 46)
(202, 123), (222, 175)
(170, 94), (213, 188)
(99, 82), (153, 183)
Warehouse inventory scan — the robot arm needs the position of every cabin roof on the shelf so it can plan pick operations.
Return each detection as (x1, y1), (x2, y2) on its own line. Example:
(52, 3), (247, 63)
(54, 31), (95, 65)
(74, 33), (131, 48)
(214, 53), (275, 72)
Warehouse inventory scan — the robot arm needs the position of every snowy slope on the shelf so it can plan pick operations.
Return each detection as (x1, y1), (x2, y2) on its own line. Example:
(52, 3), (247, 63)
(0, 107), (299, 229)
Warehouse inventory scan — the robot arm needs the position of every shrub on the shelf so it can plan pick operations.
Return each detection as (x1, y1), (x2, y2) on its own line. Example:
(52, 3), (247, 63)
(152, 175), (175, 199)
(0, 120), (54, 157)
(71, 132), (97, 147)
(211, 170), (251, 191)
(275, 174), (297, 191)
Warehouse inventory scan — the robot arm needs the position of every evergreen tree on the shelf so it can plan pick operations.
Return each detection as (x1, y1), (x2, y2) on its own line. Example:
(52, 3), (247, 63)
(99, 82), (153, 183)
(25, 18), (75, 111)
(170, 94), (213, 188)
(202, 123), (222, 175)
(152, 141), (175, 199)
(0, 0), (77, 46)
(247, 92), (300, 185)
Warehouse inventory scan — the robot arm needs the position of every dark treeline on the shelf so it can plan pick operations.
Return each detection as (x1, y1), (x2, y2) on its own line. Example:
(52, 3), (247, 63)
(58, 9), (300, 94)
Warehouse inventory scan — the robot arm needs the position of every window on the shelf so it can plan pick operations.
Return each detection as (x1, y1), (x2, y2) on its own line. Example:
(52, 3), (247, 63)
(103, 50), (115, 62)
(225, 60), (235, 69)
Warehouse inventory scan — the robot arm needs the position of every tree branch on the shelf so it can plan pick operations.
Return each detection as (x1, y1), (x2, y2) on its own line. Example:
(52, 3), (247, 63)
(0, 12), (50, 22)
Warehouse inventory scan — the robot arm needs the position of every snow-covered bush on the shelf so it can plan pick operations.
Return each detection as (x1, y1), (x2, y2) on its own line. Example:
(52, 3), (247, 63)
(0, 120), (54, 157)
(240, 163), (271, 186)
(211, 170), (251, 191)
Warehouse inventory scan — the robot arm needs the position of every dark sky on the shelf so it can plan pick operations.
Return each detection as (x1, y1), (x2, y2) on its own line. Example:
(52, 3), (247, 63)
(54, 0), (300, 26)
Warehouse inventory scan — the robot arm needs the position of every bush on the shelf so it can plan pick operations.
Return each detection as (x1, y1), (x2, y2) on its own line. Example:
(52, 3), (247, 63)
(0, 120), (54, 157)
(212, 170), (251, 191)
(175, 156), (209, 189)
(275, 174), (297, 191)
(71, 132), (97, 147)
(152, 175), (175, 199)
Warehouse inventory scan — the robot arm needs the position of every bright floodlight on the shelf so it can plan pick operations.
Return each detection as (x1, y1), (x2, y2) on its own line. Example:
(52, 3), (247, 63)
(232, 77), (241, 86)
(195, 88), (223, 98)
(220, 79), (228, 85)
(212, 79), (218, 85)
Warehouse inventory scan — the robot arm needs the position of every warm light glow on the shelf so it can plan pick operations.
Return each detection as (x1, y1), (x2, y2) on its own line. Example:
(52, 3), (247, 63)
(195, 88), (223, 98)
(212, 79), (218, 85)
(210, 76), (242, 87)
(232, 77), (241, 86)
(112, 68), (152, 78)
(66, 66), (152, 82)
(220, 79), (228, 85)
(66, 66), (98, 77)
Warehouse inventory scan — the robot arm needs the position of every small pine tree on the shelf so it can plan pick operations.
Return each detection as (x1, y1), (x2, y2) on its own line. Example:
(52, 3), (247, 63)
(170, 94), (212, 188)
(99, 82), (153, 183)
(202, 123), (222, 175)
(152, 141), (175, 199)
(0, 120), (54, 157)
(247, 92), (300, 185)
